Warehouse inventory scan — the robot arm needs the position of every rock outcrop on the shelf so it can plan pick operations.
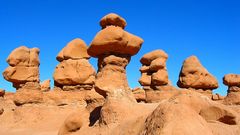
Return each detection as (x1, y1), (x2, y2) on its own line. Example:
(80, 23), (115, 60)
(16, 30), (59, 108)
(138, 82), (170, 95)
(88, 13), (143, 98)
(177, 55), (218, 97)
(140, 91), (240, 135)
(2, 46), (42, 106)
(132, 87), (146, 103)
(2, 46), (40, 90)
(53, 38), (96, 91)
(139, 50), (175, 90)
(40, 79), (51, 92)
(223, 74), (240, 105)
(0, 89), (5, 97)
(139, 50), (177, 102)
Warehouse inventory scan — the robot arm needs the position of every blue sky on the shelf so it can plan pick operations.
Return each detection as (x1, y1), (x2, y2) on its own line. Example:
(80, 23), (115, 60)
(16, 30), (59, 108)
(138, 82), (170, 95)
(0, 0), (239, 95)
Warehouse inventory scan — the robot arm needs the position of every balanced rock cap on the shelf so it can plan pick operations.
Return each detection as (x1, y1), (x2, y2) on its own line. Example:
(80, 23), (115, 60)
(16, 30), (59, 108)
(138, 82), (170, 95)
(88, 25), (143, 58)
(140, 50), (168, 65)
(223, 74), (240, 87)
(100, 13), (127, 29)
(57, 38), (90, 62)
(7, 46), (40, 67)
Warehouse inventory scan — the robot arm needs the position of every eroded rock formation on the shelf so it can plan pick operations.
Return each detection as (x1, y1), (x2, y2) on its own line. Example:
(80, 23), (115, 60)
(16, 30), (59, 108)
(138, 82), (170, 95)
(40, 79), (51, 92)
(2, 46), (40, 90)
(138, 50), (177, 103)
(177, 55), (219, 97)
(53, 38), (96, 91)
(139, 50), (175, 90)
(88, 13), (143, 98)
(223, 74), (240, 105)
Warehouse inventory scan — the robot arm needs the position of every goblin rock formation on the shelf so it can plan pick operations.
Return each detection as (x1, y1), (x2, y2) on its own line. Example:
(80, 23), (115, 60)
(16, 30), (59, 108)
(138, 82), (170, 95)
(1, 13), (240, 135)
(177, 55), (219, 97)
(138, 50), (177, 103)
(223, 74), (240, 105)
(2, 46), (42, 106)
(88, 13), (143, 98)
(2, 46), (40, 90)
(139, 50), (175, 90)
(53, 38), (96, 91)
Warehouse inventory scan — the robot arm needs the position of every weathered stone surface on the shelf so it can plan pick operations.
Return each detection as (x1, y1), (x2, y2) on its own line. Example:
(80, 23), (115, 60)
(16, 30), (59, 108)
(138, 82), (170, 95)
(139, 65), (149, 73)
(14, 89), (43, 106)
(56, 38), (90, 62)
(0, 89), (5, 97)
(140, 50), (168, 65)
(212, 93), (225, 101)
(3, 66), (40, 84)
(139, 73), (151, 86)
(223, 74), (240, 87)
(88, 26), (143, 57)
(141, 102), (213, 135)
(62, 85), (93, 91)
(177, 56), (218, 90)
(94, 55), (130, 97)
(3, 46), (40, 90)
(223, 74), (240, 105)
(224, 92), (240, 105)
(58, 108), (90, 135)
(132, 87), (146, 102)
(149, 57), (166, 72)
(151, 69), (168, 86)
(54, 59), (96, 86)
(100, 13), (127, 29)
(6, 46), (40, 67)
(139, 50), (175, 92)
(88, 13), (143, 101)
(40, 80), (51, 92)
(0, 108), (4, 115)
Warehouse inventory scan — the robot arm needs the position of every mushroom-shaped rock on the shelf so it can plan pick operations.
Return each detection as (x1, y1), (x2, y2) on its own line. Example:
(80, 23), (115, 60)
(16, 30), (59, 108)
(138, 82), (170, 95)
(88, 26), (143, 57)
(7, 46), (40, 67)
(100, 13), (127, 29)
(56, 38), (90, 62)
(177, 56), (218, 90)
(223, 74), (240, 87)
(138, 50), (175, 92)
(88, 13), (143, 99)
(53, 38), (96, 91)
(3, 46), (40, 89)
(140, 50), (168, 65)
(223, 74), (240, 105)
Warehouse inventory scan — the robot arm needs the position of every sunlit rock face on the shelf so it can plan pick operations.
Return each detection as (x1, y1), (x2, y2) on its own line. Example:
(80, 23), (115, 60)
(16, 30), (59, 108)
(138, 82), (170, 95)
(53, 38), (96, 91)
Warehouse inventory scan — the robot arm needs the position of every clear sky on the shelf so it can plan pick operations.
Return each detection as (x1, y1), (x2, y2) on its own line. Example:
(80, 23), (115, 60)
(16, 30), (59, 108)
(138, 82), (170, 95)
(0, 0), (239, 95)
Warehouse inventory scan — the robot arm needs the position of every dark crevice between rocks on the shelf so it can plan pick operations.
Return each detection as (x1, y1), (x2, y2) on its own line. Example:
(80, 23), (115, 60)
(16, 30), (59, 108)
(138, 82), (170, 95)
(218, 116), (237, 125)
(89, 106), (102, 127)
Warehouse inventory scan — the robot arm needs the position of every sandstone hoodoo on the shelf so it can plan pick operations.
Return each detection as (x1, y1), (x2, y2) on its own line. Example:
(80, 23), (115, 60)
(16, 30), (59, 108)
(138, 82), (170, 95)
(138, 50), (177, 103)
(139, 50), (174, 90)
(1, 13), (240, 135)
(88, 13), (144, 97)
(177, 55), (218, 97)
(53, 38), (96, 91)
(2, 46), (40, 90)
(223, 74), (240, 105)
